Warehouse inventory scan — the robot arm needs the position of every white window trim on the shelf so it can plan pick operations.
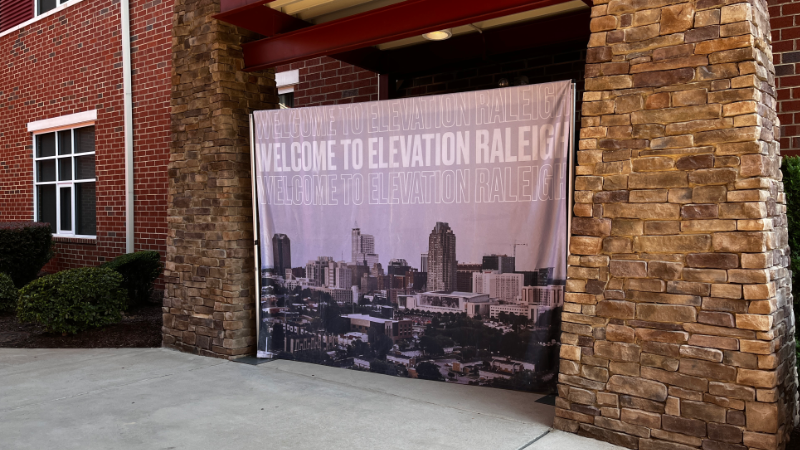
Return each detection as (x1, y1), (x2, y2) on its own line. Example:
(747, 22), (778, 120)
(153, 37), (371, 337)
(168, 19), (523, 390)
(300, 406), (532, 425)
(0, 0), (90, 40)
(276, 69), (299, 94)
(28, 110), (96, 134)
(32, 125), (97, 240)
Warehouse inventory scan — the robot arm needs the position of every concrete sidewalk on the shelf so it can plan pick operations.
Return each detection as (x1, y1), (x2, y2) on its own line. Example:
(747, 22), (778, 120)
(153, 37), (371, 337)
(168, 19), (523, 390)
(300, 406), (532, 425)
(0, 348), (621, 450)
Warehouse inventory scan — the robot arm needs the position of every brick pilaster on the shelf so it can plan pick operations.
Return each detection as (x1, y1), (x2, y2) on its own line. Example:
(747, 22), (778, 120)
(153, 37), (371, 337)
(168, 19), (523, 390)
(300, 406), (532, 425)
(163, 0), (276, 358)
(557, 0), (798, 449)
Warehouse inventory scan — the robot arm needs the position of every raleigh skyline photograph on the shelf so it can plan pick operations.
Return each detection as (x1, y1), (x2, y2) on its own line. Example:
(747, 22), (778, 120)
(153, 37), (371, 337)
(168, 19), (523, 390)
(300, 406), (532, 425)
(257, 216), (567, 393)
(259, 190), (569, 282)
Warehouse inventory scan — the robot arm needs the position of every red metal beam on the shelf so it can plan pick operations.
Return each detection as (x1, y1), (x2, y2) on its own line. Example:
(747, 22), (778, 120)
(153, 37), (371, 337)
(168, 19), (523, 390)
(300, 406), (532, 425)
(220, 0), (271, 14)
(240, 0), (578, 71)
(215, 0), (310, 37)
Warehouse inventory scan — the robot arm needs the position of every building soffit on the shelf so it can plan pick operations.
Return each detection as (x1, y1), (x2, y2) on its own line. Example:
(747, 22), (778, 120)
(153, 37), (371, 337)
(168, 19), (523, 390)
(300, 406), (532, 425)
(214, 0), (589, 72)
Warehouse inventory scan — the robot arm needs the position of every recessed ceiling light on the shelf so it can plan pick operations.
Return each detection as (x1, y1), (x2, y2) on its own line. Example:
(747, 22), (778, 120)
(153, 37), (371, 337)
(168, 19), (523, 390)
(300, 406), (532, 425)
(422, 29), (452, 41)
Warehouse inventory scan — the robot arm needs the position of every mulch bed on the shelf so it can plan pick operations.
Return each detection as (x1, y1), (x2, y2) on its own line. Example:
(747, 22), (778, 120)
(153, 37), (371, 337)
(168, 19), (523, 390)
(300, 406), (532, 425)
(0, 303), (162, 348)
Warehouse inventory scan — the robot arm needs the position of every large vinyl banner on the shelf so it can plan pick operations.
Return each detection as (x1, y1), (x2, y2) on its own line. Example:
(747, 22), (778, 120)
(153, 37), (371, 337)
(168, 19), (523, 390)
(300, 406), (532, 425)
(253, 81), (573, 394)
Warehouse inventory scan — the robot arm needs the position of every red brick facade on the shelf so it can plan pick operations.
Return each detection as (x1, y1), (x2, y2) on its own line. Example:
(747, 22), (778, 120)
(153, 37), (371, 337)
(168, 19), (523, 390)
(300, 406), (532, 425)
(276, 57), (379, 108)
(771, 0), (800, 156)
(0, 0), (172, 273)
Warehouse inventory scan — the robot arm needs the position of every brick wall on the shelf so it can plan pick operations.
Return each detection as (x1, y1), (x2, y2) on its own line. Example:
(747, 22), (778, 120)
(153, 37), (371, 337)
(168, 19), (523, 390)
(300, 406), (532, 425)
(276, 56), (378, 108)
(0, 0), (172, 276)
(130, 0), (172, 255)
(771, 0), (800, 157)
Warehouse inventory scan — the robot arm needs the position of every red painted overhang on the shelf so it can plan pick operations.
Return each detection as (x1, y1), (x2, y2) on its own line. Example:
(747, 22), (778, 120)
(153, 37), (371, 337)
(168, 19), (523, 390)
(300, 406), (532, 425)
(216, 0), (581, 71)
(216, 0), (312, 37)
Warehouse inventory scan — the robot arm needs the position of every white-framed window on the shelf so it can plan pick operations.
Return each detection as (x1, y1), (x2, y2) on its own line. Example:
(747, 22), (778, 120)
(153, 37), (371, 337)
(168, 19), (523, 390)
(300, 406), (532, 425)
(276, 69), (299, 109)
(33, 125), (96, 238)
(36, 0), (69, 16)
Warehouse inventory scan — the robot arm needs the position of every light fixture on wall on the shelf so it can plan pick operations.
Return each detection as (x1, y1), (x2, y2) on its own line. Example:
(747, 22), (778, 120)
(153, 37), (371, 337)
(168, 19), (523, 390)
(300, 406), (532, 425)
(422, 29), (452, 41)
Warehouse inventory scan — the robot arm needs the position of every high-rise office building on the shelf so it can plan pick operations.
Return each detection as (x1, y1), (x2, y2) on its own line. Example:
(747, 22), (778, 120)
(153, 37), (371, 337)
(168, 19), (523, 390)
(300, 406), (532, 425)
(521, 285), (564, 307)
(482, 254), (515, 274)
(420, 253), (428, 272)
(537, 267), (554, 286)
(473, 271), (525, 302)
(351, 226), (378, 266)
(306, 256), (333, 286)
(324, 262), (335, 288)
(413, 272), (428, 291)
(335, 263), (353, 289)
(291, 267), (306, 279)
(456, 263), (482, 292)
(361, 274), (378, 293)
(387, 259), (411, 277)
(428, 222), (457, 292)
(272, 234), (291, 278)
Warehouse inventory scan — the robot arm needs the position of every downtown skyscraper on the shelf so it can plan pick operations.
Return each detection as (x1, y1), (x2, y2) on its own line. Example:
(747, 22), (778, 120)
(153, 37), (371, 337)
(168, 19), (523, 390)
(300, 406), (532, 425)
(482, 254), (516, 274)
(427, 222), (457, 292)
(272, 234), (291, 278)
(352, 225), (378, 267)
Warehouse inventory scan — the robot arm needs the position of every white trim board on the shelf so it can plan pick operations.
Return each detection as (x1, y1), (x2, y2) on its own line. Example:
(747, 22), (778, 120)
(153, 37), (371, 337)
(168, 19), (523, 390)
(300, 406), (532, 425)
(276, 69), (299, 88)
(28, 110), (97, 134)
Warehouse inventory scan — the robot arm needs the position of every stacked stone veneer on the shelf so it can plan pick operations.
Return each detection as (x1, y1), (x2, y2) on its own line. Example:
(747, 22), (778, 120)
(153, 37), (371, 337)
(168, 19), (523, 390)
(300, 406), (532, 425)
(556, 0), (799, 449)
(163, 0), (275, 358)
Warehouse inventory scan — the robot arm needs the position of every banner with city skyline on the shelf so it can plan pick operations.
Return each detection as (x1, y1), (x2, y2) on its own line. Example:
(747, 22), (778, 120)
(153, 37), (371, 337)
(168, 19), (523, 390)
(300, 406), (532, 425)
(252, 81), (573, 394)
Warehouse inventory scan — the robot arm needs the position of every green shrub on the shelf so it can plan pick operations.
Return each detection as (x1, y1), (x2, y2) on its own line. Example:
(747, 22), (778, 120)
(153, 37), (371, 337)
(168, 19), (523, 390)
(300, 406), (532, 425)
(0, 222), (53, 288)
(785, 157), (800, 280)
(0, 273), (18, 312)
(17, 267), (127, 334)
(101, 251), (162, 306)
(782, 156), (800, 340)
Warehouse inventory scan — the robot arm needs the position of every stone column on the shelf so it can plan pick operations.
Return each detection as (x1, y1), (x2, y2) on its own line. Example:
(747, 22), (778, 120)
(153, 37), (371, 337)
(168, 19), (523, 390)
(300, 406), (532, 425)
(557, 0), (798, 449)
(163, 0), (275, 358)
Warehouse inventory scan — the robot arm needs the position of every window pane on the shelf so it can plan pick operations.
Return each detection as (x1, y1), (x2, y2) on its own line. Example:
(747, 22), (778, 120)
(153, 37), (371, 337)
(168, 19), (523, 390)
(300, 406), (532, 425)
(37, 185), (56, 233)
(38, 0), (57, 15)
(58, 130), (72, 155)
(37, 160), (56, 182)
(279, 92), (294, 108)
(58, 158), (72, 181)
(76, 183), (96, 236)
(74, 126), (95, 154)
(75, 155), (95, 180)
(36, 0), (57, 14)
(37, 133), (55, 158)
(59, 187), (72, 232)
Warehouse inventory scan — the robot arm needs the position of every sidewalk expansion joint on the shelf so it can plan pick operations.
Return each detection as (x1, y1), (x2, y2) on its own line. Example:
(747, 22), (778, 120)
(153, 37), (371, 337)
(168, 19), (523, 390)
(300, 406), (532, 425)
(516, 428), (551, 450)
